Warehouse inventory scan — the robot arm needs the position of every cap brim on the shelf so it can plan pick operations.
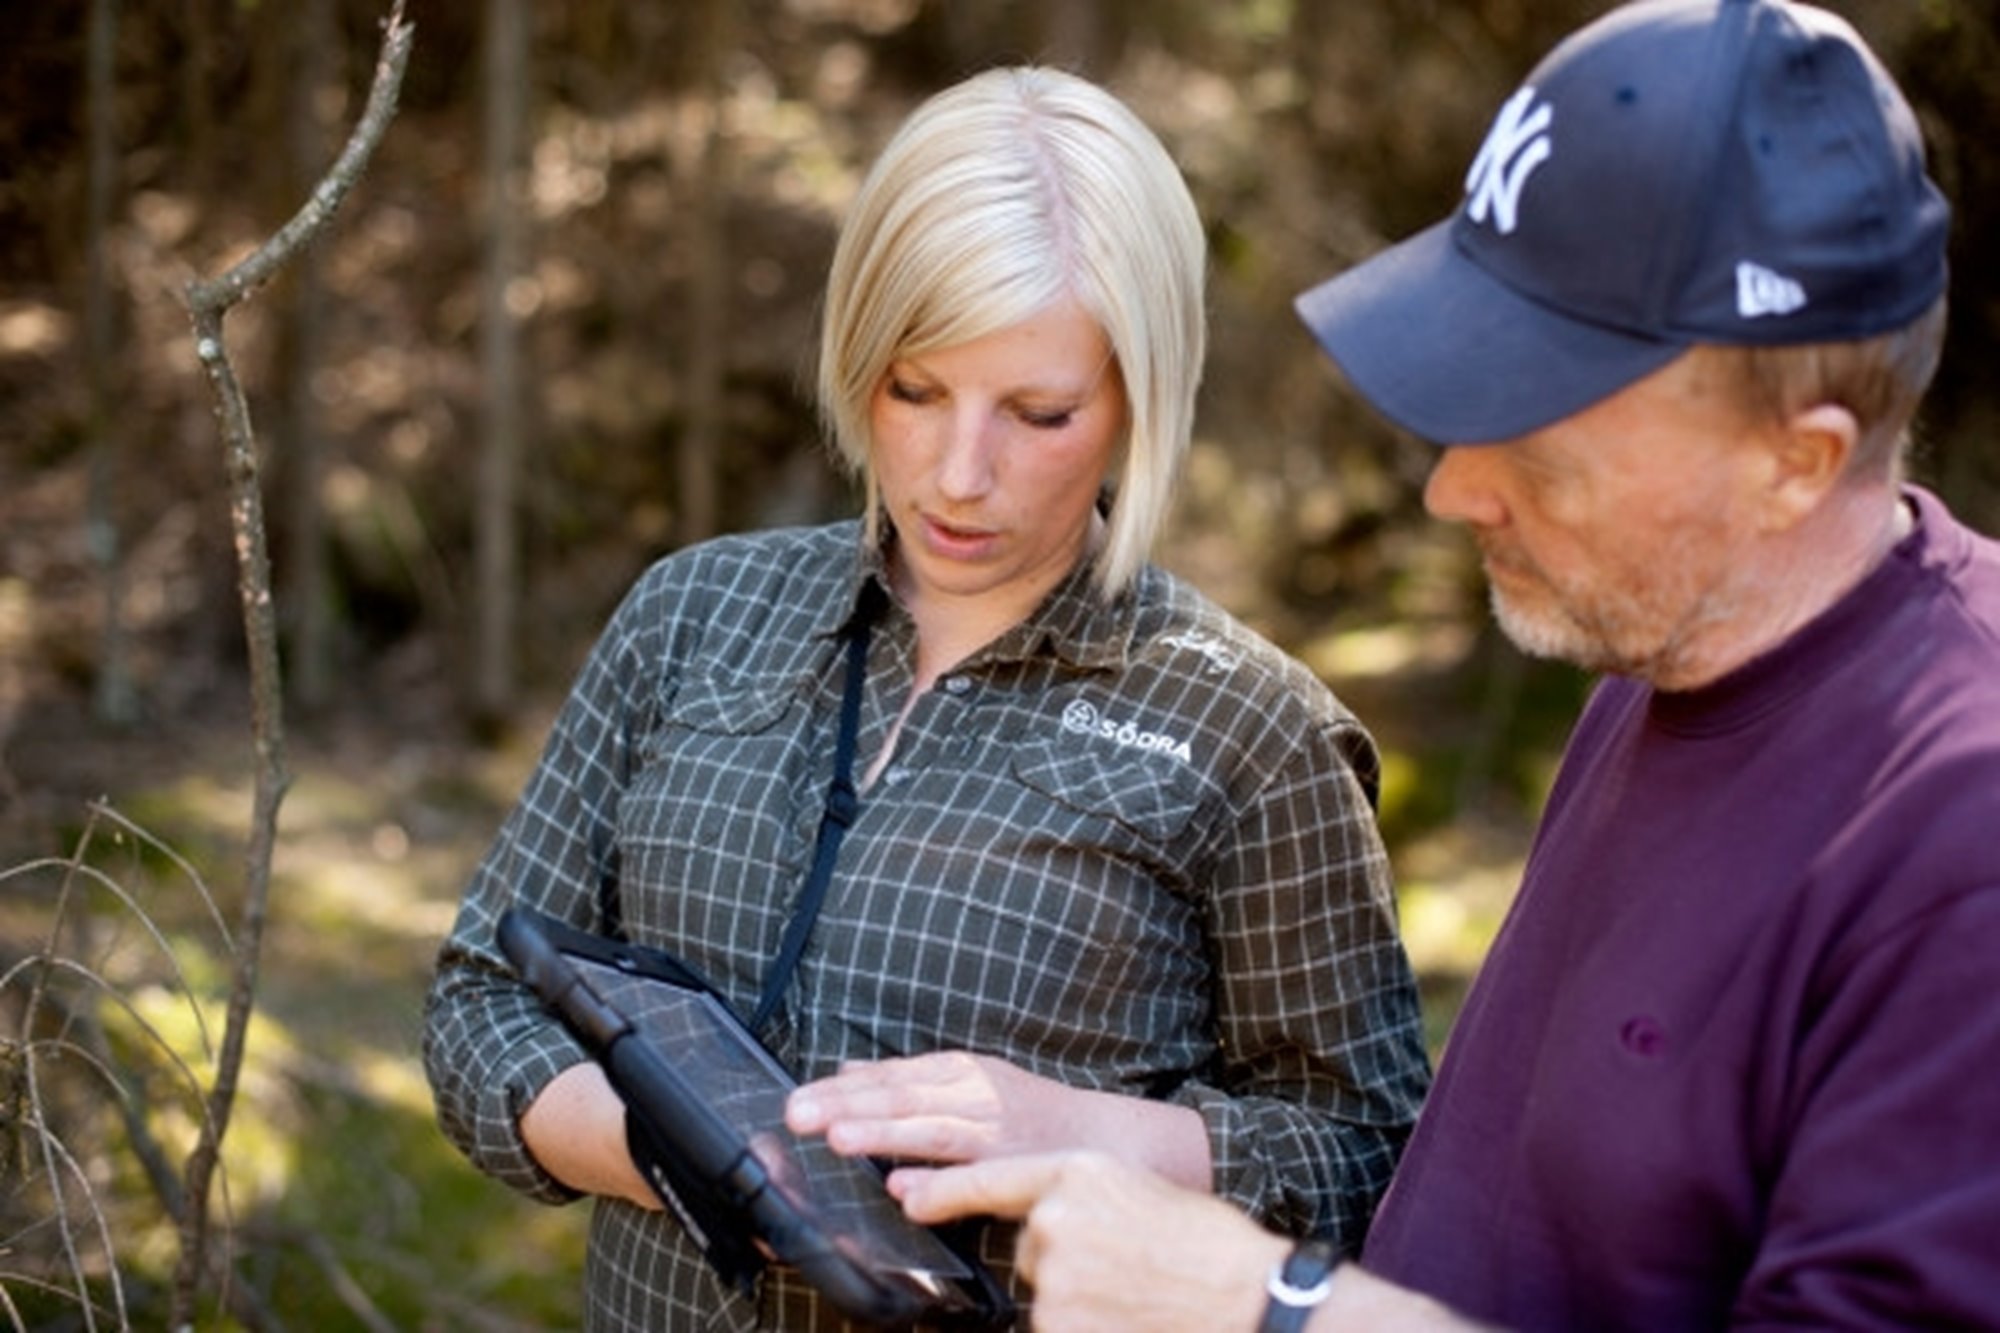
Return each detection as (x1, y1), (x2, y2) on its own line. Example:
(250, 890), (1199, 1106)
(1293, 219), (1687, 445)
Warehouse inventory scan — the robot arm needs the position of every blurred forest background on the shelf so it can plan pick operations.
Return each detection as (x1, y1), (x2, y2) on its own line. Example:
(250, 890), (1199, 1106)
(3, 0), (1997, 1327)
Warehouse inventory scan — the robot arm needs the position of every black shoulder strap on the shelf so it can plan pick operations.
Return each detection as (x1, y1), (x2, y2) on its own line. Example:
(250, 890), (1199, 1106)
(748, 601), (874, 1035)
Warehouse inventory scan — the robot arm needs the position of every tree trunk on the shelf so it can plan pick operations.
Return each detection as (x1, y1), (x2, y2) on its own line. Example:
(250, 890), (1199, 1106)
(86, 0), (135, 726)
(282, 0), (341, 712)
(475, 0), (529, 720)
(178, 0), (217, 193)
(1035, 0), (1104, 74)
(677, 0), (732, 549)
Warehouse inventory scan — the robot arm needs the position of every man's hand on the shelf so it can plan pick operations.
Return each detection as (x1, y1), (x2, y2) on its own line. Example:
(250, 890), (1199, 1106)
(891, 1151), (1281, 1333)
(892, 1151), (1488, 1333)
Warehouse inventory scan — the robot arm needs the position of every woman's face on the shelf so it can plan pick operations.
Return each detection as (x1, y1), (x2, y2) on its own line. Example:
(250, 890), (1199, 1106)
(869, 297), (1126, 624)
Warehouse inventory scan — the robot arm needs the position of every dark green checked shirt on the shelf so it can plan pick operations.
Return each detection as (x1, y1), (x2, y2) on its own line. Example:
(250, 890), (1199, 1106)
(424, 520), (1430, 1332)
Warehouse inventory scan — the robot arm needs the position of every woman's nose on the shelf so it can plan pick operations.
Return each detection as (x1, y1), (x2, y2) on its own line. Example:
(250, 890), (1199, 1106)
(935, 410), (997, 499)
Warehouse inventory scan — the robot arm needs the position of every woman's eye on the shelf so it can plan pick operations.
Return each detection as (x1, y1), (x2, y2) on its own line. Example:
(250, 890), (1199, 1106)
(1018, 407), (1075, 430)
(886, 378), (933, 405)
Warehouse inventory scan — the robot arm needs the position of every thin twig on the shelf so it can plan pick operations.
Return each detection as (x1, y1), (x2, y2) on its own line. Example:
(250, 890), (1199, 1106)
(294, 1230), (399, 1333)
(20, 1064), (120, 1332)
(1, 852), (218, 1061)
(91, 798), (235, 951)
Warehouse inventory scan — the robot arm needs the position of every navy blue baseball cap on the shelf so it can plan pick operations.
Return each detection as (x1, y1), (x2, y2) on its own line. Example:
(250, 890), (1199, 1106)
(1293, 0), (1950, 445)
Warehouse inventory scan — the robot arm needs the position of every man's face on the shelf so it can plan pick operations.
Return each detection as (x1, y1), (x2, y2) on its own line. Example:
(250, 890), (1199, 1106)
(1421, 350), (1771, 689)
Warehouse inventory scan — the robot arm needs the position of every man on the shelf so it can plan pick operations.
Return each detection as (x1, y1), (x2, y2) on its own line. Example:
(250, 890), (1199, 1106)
(879, 1), (2000, 1328)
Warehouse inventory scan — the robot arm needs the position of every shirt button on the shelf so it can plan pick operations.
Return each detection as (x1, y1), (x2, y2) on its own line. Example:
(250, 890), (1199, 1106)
(941, 675), (971, 695)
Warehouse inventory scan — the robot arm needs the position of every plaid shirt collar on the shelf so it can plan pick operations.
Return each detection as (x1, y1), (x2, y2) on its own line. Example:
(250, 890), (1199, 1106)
(812, 528), (1136, 674)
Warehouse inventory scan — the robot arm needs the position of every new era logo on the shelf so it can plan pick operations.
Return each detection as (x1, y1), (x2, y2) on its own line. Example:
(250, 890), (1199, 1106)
(1465, 86), (1553, 236)
(1736, 261), (1807, 318)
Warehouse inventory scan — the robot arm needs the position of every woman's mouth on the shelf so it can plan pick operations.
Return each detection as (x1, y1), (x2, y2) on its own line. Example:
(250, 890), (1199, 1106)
(922, 514), (998, 559)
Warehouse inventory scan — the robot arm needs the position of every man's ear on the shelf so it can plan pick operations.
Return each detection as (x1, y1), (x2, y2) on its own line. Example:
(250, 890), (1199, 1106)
(1759, 403), (1859, 533)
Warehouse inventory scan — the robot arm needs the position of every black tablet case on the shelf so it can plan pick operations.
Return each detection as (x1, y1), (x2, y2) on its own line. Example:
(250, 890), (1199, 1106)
(497, 907), (1014, 1330)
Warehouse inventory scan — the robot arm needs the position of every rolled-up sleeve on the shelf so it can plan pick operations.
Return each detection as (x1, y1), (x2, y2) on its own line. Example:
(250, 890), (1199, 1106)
(421, 578), (658, 1203)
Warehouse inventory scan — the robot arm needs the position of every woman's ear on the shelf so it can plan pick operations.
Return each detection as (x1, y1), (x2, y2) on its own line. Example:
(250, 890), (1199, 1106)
(1759, 403), (1859, 533)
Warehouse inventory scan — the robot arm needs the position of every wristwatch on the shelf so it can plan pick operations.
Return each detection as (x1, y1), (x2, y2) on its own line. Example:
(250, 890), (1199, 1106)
(1258, 1238), (1341, 1333)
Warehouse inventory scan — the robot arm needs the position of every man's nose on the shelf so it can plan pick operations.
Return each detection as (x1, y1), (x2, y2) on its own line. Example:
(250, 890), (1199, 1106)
(1422, 446), (1504, 527)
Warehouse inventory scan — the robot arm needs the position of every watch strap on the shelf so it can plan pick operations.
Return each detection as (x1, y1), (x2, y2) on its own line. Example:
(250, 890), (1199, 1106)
(1257, 1238), (1341, 1333)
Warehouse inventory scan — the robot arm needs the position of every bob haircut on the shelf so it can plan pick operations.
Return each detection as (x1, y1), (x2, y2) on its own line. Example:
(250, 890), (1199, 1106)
(818, 66), (1207, 600)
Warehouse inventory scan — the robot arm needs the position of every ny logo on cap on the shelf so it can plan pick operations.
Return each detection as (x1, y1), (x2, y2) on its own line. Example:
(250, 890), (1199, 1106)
(1465, 86), (1552, 236)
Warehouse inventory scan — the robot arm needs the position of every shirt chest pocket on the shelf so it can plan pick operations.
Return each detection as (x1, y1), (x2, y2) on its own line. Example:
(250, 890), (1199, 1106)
(622, 675), (813, 896)
(1008, 739), (1212, 848)
(652, 673), (798, 739)
(889, 739), (1216, 1037)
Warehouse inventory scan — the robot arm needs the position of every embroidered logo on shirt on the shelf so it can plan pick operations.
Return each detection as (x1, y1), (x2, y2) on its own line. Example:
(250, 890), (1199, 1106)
(1465, 86), (1553, 236)
(1159, 630), (1241, 674)
(1061, 700), (1194, 764)
(1735, 260), (1807, 318)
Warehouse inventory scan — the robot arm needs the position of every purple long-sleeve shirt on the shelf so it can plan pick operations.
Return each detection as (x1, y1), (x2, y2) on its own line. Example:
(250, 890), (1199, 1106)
(1364, 486), (2000, 1329)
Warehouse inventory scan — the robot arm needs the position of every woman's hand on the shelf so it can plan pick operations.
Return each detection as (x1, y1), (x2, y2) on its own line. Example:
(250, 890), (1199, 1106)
(785, 1050), (1211, 1191)
(519, 1061), (663, 1211)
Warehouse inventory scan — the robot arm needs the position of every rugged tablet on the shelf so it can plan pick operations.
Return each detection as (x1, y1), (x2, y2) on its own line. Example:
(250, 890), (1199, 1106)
(497, 907), (1014, 1330)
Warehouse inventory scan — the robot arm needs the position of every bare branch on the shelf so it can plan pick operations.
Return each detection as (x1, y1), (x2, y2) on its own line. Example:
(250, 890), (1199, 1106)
(171, 3), (413, 1325)
(296, 1230), (399, 1333)
(185, 2), (415, 319)
(3, 848), (220, 1062)
(22, 1057), (123, 1331)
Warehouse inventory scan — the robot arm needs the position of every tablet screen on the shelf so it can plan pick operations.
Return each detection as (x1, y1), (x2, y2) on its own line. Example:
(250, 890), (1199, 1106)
(568, 952), (979, 1288)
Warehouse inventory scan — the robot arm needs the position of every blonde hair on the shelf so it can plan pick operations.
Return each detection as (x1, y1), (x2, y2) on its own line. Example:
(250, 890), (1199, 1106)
(1709, 294), (1948, 482)
(818, 66), (1207, 599)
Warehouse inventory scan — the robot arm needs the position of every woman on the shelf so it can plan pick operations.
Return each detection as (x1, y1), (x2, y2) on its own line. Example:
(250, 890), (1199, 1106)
(424, 65), (1430, 1331)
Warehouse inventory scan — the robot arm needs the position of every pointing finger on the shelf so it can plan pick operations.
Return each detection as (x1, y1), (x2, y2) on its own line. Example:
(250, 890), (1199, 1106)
(889, 1153), (1075, 1224)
